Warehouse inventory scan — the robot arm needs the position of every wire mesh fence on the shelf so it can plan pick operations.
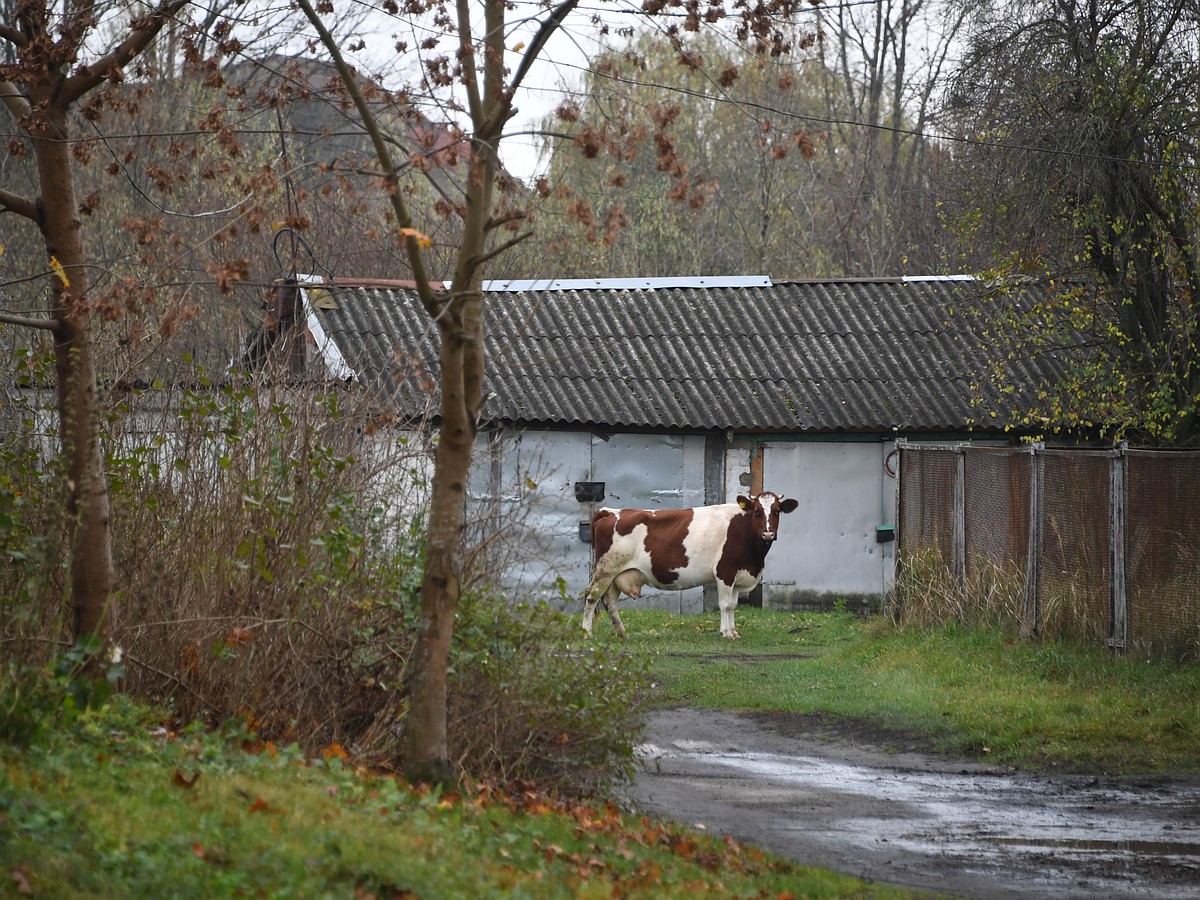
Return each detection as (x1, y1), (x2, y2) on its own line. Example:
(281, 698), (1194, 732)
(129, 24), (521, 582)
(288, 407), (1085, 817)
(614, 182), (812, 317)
(895, 442), (1200, 660)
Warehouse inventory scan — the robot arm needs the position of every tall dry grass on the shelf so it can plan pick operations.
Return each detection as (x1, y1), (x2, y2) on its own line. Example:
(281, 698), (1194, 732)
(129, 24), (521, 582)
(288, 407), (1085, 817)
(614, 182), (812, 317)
(891, 547), (1024, 632)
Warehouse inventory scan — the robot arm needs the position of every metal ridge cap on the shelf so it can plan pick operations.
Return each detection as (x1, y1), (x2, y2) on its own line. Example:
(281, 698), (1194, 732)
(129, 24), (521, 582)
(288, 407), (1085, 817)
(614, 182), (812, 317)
(771, 274), (977, 285)
(480, 275), (772, 292)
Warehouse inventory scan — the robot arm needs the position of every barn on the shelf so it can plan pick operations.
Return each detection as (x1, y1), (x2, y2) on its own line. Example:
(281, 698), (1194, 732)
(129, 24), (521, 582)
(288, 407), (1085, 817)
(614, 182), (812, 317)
(254, 274), (1063, 614)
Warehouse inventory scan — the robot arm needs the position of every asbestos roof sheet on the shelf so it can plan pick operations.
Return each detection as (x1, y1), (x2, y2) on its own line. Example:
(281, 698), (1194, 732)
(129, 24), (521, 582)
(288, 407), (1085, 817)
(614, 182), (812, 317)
(306, 278), (1066, 434)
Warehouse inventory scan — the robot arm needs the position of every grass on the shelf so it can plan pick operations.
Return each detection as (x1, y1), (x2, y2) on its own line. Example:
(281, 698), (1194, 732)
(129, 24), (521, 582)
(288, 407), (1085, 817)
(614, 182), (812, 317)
(6, 608), (1198, 897)
(0, 695), (915, 899)
(611, 607), (1200, 774)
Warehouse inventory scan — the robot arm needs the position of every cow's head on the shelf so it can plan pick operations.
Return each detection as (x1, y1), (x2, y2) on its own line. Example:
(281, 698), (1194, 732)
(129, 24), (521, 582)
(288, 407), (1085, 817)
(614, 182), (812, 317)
(737, 491), (799, 542)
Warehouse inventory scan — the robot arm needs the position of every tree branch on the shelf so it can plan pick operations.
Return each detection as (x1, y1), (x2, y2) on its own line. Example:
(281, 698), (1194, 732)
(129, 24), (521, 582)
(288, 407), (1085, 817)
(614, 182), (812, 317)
(456, 0), (485, 127)
(0, 309), (59, 331)
(60, 0), (190, 106)
(0, 24), (27, 49)
(506, 0), (580, 100)
(484, 0), (580, 139)
(0, 186), (37, 220)
(0, 78), (31, 119)
(293, 0), (441, 317)
(471, 229), (534, 268)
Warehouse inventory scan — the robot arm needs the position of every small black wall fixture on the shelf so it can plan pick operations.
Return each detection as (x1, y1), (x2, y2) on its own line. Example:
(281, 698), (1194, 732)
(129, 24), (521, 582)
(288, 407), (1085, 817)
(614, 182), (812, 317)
(875, 524), (896, 544)
(575, 481), (605, 502)
(578, 522), (592, 543)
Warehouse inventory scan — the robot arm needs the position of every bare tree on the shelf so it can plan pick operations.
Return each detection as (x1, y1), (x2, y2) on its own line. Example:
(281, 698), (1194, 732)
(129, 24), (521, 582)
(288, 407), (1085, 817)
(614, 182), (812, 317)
(816, 0), (970, 274)
(522, 28), (830, 278)
(0, 0), (315, 656)
(295, 0), (827, 784)
(0, 0), (201, 648)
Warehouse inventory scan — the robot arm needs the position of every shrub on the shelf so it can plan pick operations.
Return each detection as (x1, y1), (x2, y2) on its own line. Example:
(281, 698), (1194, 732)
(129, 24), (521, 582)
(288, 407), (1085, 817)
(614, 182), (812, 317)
(0, 364), (647, 792)
(448, 593), (647, 793)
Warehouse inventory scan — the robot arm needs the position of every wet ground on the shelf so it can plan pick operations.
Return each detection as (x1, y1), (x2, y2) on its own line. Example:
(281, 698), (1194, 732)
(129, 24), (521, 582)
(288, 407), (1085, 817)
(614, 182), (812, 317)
(624, 709), (1200, 898)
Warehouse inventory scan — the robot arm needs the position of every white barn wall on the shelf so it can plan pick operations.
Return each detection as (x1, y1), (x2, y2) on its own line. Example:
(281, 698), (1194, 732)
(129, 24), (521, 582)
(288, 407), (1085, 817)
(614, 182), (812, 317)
(471, 430), (708, 613)
(373, 430), (897, 613)
(762, 440), (897, 610)
(467, 429), (592, 605)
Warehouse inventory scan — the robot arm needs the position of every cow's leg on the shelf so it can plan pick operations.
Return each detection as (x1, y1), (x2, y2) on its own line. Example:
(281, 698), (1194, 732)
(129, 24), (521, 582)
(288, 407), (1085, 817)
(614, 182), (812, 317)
(581, 576), (606, 637)
(717, 582), (740, 639)
(600, 581), (626, 639)
(581, 577), (626, 639)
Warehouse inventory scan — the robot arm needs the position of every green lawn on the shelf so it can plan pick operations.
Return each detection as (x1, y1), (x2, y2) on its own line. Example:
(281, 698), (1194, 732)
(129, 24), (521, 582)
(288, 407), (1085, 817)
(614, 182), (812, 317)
(5, 607), (1196, 897)
(0, 695), (919, 898)
(612, 607), (1200, 774)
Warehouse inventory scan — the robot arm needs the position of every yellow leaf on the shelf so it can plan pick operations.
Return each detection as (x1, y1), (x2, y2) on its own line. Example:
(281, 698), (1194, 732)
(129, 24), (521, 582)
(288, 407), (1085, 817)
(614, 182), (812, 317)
(49, 256), (70, 288)
(513, 41), (526, 52)
(400, 227), (432, 249)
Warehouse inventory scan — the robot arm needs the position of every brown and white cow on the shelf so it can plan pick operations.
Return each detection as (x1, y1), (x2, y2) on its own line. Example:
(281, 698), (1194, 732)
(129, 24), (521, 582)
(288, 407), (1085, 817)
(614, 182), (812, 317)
(581, 492), (799, 639)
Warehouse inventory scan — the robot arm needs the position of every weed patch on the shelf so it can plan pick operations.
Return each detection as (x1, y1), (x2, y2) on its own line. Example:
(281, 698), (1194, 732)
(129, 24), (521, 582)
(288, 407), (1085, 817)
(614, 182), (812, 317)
(0, 375), (644, 791)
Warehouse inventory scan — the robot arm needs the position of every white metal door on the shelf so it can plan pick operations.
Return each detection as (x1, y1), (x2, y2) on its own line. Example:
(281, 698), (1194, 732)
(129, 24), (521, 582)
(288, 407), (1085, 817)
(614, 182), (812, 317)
(762, 441), (895, 600)
(474, 431), (707, 609)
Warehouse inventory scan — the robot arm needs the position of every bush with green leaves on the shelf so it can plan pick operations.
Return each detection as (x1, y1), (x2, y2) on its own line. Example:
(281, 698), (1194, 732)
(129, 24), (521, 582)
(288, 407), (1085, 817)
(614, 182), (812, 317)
(447, 593), (648, 792)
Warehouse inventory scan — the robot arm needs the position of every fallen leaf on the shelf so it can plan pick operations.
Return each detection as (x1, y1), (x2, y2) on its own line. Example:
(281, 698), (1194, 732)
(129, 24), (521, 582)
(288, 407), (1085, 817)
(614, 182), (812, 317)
(172, 769), (201, 789)
(11, 868), (32, 895)
(248, 796), (271, 814)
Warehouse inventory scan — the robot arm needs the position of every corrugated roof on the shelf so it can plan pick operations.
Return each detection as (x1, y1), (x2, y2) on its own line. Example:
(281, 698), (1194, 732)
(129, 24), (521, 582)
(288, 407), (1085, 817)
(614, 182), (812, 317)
(304, 278), (1065, 434)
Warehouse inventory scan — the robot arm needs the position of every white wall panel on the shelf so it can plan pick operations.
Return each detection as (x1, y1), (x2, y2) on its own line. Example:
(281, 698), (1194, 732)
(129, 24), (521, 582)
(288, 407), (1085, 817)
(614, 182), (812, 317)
(762, 441), (896, 603)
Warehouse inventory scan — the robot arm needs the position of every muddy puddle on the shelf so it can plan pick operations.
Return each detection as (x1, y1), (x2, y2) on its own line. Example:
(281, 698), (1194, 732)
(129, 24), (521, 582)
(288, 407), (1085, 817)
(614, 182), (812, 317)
(625, 709), (1200, 899)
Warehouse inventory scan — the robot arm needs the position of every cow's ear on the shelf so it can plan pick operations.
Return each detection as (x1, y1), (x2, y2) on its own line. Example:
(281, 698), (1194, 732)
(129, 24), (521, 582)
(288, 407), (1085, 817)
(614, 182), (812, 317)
(780, 498), (799, 514)
(736, 495), (751, 509)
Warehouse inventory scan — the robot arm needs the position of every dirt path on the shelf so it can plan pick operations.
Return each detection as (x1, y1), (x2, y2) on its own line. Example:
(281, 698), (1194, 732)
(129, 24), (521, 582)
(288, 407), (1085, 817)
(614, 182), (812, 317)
(623, 708), (1200, 899)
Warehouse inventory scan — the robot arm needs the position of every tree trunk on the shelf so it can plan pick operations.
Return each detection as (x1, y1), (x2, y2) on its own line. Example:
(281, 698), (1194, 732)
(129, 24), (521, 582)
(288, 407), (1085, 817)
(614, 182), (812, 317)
(34, 109), (115, 645)
(401, 0), (503, 782)
(404, 171), (492, 785)
(404, 297), (480, 784)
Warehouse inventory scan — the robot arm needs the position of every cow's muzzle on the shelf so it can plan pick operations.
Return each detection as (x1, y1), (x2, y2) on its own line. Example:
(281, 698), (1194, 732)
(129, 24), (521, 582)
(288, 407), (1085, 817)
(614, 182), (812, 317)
(761, 532), (777, 542)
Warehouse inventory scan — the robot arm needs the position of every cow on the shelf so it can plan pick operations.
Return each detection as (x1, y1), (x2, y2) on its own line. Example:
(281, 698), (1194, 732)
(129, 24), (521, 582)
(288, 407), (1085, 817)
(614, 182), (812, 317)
(581, 491), (799, 639)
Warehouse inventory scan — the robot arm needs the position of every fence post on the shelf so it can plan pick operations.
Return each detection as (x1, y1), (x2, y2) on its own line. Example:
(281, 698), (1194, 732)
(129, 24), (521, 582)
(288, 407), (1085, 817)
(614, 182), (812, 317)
(1020, 441), (1044, 639)
(952, 443), (967, 592)
(1108, 444), (1128, 651)
(888, 438), (909, 620)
